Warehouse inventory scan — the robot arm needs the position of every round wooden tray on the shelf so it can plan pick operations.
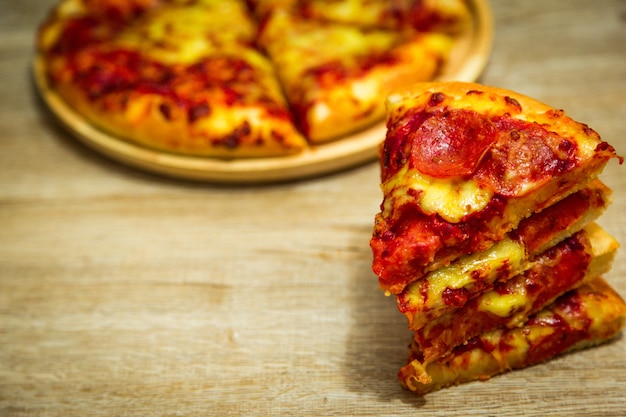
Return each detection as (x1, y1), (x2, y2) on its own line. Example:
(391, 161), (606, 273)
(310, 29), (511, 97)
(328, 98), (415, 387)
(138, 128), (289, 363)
(34, 0), (493, 183)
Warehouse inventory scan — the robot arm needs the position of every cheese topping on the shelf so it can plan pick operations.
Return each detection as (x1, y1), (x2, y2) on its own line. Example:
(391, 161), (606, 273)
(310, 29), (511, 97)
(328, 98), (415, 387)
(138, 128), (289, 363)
(383, 164), (494, 223)
(477, 292), (527, 317)
(424, 237), (525, 306)
(261, 10), (399, 86)
(116, 1), (256, 65)
(351, 78), (378, 102)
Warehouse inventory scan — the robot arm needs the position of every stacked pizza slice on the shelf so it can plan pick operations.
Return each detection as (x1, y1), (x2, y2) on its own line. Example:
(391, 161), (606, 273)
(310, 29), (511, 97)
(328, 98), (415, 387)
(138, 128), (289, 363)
(370, 82), (626, 394)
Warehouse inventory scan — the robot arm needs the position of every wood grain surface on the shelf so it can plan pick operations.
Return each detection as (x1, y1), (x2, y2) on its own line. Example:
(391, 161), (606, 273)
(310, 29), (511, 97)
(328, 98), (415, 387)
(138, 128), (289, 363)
(1, 1), (625, 416)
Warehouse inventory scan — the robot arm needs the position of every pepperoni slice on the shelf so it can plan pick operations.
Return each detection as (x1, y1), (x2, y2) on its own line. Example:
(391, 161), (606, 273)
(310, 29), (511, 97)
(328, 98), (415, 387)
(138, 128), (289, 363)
(408, 109), (498, 178)
(476, 118), (579, 197)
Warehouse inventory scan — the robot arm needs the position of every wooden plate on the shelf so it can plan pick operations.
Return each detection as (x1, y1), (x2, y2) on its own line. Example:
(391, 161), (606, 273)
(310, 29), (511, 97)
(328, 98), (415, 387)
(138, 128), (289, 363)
(34, 0), (493, 183)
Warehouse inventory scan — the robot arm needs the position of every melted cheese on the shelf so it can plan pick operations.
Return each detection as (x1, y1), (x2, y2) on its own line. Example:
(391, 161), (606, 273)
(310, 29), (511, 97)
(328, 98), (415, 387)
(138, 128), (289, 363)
(351, 78), (378, 102)
(311, 103), (331, 125)
(383, 164), (494, 223)
(424, 237), (525, 306)
(299, 0), (470, 30)
(477, 292), (527, 317)
(260, 9), (399, 86)
(116, 0), (256, 64)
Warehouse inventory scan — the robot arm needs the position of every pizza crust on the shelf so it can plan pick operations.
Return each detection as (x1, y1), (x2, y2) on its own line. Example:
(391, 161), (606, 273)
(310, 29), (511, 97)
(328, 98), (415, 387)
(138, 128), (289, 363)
(305, 34), (454, 143)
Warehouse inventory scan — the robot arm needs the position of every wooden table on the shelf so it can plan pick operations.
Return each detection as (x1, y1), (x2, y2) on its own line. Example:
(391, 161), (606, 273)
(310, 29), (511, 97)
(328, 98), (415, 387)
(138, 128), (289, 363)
(2, 1), (625, 416)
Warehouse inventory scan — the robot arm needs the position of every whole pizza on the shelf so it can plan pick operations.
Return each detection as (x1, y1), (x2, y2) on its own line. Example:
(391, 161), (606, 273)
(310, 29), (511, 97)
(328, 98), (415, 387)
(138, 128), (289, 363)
(36, 0), (471, 158)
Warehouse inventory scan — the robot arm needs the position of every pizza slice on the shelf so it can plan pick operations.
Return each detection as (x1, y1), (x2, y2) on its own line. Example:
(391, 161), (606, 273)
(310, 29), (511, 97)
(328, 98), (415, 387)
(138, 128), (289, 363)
(370, 82), (622, 294)
(397, 181), (612, 330)
(249, 0), (471, 33)
(399, 276), (626, 394)
(257, 8), (453, 143)
(37, 0), (308, 158)
(411, 222), (619, 371)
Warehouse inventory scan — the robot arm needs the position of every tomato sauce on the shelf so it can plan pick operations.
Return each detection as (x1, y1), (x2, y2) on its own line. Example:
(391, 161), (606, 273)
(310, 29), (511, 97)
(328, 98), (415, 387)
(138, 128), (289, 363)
(56, 44), (293, 126)
(512, 184), (604, 255)
(413, 231), (591, 362)
(371, 194), (507, 292)
(292, 53), (399, 135)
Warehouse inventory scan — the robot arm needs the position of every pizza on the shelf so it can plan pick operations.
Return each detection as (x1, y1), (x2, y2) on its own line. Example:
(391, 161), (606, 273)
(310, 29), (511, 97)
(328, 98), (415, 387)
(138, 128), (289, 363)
(369, 81), (624, 394)
(257, 8), (453, 142)
(399, 277), (626, 394)
(397, 180), (612, 330)
(370, 82), (622, 295)
(411, 223), (619, 376)
(36, 0), (469, 158)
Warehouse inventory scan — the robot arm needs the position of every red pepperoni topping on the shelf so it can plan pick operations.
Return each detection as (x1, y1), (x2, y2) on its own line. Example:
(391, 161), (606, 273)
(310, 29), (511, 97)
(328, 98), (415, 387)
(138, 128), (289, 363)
(475, 117), (579, 196)
(407, 109), (498, 178)
(383, 105), (582, 198)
